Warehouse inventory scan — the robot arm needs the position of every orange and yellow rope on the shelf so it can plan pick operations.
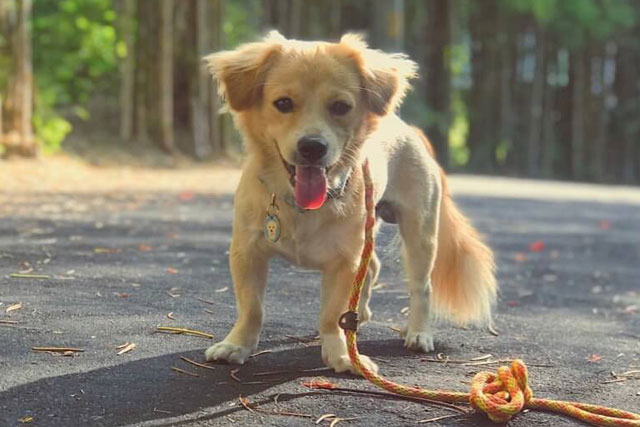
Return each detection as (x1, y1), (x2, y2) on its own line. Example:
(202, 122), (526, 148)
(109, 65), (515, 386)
(341, 160), (640, 426)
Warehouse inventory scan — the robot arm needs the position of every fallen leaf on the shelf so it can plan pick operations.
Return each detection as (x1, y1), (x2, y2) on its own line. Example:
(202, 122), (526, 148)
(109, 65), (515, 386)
(588, 354), (602, 363)
(302, 377), (337, 389)
(6, 302), (23, 313)
(18, 415), (33, 423)
(114, 292), (130, 298)
(528, 240), (545, 252)
(507, 300), (520, 307)
(167, 312), (175, 320)
(93, 247), (121, 254)
(138, 244), (152, 252)
(167, 267), (178, 274)
(599, 220), (611, 230)
(178, 191), (194, 201)
(514, 252), (527, 262)
(215, 286), (229, 293)
(117, 342), (136, 355)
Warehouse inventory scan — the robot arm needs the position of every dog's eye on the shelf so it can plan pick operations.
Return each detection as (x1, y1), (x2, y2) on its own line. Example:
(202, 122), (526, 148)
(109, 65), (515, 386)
(329, 101), (352, 116)
(273, 97), (294, 113)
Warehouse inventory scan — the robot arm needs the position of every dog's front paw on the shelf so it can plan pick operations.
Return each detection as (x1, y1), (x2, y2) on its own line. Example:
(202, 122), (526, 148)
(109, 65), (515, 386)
(205, 340), (253, 364)
(323, 352), (379, 375)
(321, 333), (378, 375)
(401, 327), (435, 353)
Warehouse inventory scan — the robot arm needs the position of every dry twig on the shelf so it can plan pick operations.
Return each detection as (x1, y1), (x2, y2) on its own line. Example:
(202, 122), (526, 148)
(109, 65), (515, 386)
(171, 366), (199, 377)
(32, 347), (84, 353)
(156, 326), (213, 339)
(179, 356), (217, 371)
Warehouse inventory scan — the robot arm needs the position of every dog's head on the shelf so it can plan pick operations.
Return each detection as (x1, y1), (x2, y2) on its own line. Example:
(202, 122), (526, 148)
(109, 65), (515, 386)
(205, 31), (417, 209)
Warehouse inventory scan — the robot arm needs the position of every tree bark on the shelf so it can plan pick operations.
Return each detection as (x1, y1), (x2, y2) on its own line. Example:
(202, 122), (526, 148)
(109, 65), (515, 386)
(372, 0), (404, 51)
(134, 0), (151, 143)
(527, 26), (545, 177)
(570, 50), (586, 180)
(540, 40), (556, 178)
(591, 44), (612, 182)
(119, 0), (135, 141)
(209, 0), (224, 156)
(159, 0), (175, 153)
(191, 0), (212, 159)
(467, 1), (500, 173)
(611, 40), (637, 183)
(3, 0), (35, 157)
(424, 0), (451, 168)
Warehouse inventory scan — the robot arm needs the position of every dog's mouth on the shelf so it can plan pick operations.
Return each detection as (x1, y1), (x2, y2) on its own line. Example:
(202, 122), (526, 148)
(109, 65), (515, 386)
(280, 157), (328, 210)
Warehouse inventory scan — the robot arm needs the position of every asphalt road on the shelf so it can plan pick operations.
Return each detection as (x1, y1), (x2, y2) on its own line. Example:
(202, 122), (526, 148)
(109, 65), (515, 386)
(1, 175), (639, 427)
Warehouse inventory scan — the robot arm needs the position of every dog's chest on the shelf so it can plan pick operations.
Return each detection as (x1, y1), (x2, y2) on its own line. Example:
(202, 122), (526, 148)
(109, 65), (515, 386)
(269, 212), (362, 268)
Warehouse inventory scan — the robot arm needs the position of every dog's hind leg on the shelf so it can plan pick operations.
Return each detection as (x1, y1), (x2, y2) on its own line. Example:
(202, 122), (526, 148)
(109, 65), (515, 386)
(358, 250), (380, 325)
(395, 171), (442, 353)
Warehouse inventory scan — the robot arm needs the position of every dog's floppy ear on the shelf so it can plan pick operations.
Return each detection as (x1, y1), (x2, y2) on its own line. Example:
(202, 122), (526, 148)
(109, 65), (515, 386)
(204, 31), (284, 111)
(340, 33), (418, 116)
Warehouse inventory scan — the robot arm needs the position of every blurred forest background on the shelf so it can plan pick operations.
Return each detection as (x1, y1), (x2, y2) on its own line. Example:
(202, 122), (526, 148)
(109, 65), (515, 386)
(1, 0), (640, 183)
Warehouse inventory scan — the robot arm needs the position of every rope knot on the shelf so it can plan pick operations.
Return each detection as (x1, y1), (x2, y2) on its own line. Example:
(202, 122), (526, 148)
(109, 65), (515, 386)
(469, 359), (533, 423)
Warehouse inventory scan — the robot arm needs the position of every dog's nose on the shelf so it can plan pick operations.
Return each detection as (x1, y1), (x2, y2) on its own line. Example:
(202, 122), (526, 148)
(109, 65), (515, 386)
(297, 135), (328, 163)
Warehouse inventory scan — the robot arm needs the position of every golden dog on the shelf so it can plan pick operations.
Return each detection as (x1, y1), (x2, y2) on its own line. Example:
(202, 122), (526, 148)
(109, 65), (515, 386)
(203, 32), (496, 374)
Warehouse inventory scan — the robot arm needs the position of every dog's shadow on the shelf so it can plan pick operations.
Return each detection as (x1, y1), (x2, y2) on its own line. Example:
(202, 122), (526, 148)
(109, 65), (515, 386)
(0, 338), (493, 427)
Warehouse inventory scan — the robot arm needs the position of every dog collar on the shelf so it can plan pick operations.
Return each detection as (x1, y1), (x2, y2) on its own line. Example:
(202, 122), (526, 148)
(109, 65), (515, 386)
(258, 166), (353, 212)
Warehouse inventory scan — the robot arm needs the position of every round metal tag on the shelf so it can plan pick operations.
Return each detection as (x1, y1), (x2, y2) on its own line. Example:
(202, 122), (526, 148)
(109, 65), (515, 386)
(264, 214), (281, 243)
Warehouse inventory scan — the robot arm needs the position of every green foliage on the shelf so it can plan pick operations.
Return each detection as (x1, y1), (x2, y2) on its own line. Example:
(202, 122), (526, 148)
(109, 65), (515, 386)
(502, 0), (636, 48)
(33, 0), (118, 106)
(30, 0), (117, 151)
(224, 0), (262, 47)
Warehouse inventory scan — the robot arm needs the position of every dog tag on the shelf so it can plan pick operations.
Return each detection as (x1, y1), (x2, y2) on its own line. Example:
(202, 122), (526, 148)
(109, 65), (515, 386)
(264, 193), (281, 243)
(264, 214), (281, 243)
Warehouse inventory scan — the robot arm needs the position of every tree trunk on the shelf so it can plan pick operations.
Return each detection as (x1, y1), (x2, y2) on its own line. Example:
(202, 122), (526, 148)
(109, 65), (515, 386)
(159, 0), (175, 153)
(467, 1), (500, 173)
(192, 0), (212, 159)
(209, 0), (225, 156)
(424, 0), (451, 168)
(3, 0), (35, 157)
(570, 50), (586, 180)
(119, 0), (135, 141)
(498, 16), (515, 173)
(611, 40), (638, 183)
(540, 40), (556, 178)
(289, 0), (304, 38)
(372, 0), (404, 51)
(327, 0), (341, 38)
(591, 44), (612, 182)
(135, 0), (151, 143)
(527, 27), (545, 177)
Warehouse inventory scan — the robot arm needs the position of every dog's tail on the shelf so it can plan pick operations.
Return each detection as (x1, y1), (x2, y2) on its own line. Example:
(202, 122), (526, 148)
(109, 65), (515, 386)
(412, 127), (497, 325)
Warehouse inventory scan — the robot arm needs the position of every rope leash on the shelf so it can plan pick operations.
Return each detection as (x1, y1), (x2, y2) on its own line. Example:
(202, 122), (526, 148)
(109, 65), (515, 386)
(339, 160), (640, 426)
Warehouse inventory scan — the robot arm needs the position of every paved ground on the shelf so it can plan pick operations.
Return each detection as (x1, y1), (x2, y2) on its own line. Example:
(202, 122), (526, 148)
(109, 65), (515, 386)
(1, 164), (639, 426)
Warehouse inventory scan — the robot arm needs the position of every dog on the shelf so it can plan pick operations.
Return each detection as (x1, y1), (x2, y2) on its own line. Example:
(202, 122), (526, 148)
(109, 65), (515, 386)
(203, 32), (497, 375)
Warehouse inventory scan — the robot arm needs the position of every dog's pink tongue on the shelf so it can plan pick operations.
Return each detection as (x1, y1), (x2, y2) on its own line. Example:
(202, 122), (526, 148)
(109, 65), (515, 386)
(295, 166), (327, 210)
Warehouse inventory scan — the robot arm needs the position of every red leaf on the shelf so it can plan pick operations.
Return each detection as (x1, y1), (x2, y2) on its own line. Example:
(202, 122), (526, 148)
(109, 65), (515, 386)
(507, 300), (520, 307)
(178, 191), (194, 201)
(137, 244), (152, 252)
(166, 267), (178, 274)
(514, 252), (527, 262)
(302, 377), (337, 389)
(528, 240), (545, 252)
(599, 220), (611, 230)
(587, 354), (602, 363)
